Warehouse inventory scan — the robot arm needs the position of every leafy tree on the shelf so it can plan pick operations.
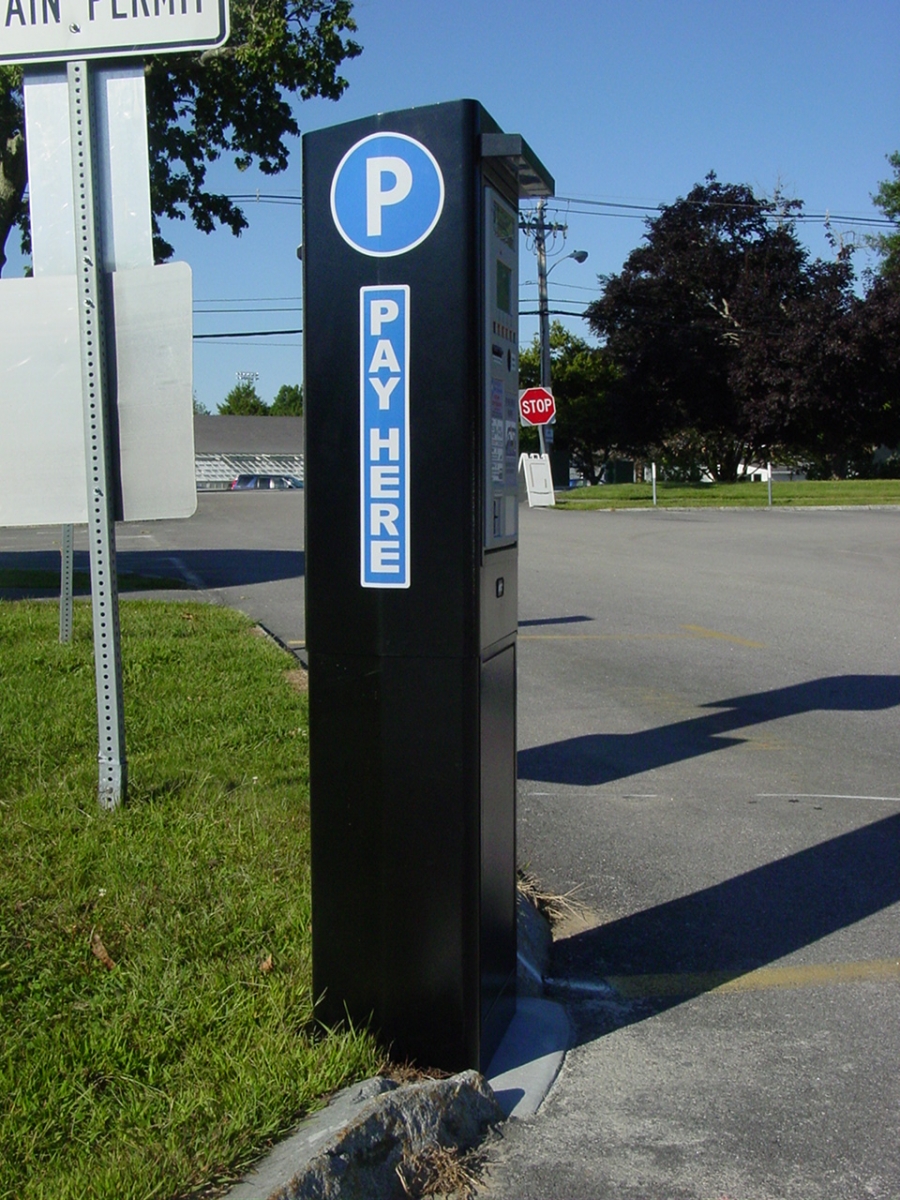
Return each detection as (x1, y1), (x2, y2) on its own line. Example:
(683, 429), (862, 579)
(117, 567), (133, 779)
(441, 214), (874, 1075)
(585, 175), (861, 480)
(845, 275), (900, 469)
(734, 237), (900, 477)
(269, 383), (304, 415)
(0, 0), (361, 269)
(869, 151), (900, 279)
(218, 381), (269, 415)
(518, 322), (617, 482)
(0, 65), (26, 275)
(739, 253), (864, 477)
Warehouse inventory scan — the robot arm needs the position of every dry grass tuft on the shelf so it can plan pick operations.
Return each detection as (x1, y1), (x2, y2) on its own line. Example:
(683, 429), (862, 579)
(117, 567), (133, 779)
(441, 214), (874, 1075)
(396, 1143), (486, 1199)
(517, 867), (588, 928)
(381, 1059), (452, 1085)
(284, 667), (309, 693)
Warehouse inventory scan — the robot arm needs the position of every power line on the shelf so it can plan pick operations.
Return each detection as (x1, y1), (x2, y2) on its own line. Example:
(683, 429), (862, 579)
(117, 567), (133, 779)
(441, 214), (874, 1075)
(541, 194), (895, 229)
(194, 306), (301, 314)
(218, 189), (893, 229)
(193, 328), (303, 338)
(194, 295), (302, 303)
(194, 340), (302, 348)
(223, 192), (302, 206)
(519, 312), (591, 319)
(520, 284), (600, 296)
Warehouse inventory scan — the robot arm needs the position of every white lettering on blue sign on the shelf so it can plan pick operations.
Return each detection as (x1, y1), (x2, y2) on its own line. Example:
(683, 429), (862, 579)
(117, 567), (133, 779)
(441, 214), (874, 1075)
(332, 132), (444, 258)
(360, 285), (410, 588)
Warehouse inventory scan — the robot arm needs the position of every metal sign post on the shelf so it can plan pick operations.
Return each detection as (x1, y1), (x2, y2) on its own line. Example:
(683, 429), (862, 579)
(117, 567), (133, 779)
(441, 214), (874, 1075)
(59, 523), (74, 643)
(68, 59), (126, 807)
(2, 9), (226, 809)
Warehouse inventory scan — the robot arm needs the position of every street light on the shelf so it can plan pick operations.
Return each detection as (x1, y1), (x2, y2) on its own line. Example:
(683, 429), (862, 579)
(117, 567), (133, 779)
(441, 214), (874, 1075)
(541, 248), (590, 388)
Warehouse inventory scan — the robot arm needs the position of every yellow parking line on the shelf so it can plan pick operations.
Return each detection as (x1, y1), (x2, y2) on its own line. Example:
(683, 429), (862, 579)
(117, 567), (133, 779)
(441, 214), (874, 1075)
(519, 627), (764, 647)
(520, 632), (689, 641)
(608, 959), (900, 1000)
(679, 624), (766, 648)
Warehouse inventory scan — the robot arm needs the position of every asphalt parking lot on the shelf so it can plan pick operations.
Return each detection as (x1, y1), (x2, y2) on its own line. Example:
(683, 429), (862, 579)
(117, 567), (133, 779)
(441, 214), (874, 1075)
(3, 495), (899, 1198)
(487, 504), (900, 1200)
(0, 490), (307, 653)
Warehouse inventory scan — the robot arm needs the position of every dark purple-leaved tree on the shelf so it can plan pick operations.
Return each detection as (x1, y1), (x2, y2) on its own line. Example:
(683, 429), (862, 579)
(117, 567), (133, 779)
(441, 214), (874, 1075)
(584, 174), (888, 480)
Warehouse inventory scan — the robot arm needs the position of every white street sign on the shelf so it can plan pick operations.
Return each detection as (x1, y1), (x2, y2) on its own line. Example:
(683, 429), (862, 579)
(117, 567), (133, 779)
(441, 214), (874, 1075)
(0, 263), (197, 527)
(0, 0), (229, 63)
(519, 452), (556, 507)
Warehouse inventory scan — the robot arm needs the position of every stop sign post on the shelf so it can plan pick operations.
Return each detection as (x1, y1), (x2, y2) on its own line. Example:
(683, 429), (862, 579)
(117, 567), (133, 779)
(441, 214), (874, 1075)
(519, 385), (555, 456)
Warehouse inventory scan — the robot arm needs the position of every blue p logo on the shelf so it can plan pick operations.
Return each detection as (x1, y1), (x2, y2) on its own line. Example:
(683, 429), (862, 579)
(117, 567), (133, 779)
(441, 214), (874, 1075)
(330, 132), (445, 257)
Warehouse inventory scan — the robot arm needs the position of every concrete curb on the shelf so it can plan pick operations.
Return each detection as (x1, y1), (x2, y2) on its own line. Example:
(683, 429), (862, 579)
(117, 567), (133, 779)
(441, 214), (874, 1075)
(223, 898), (568, 1199)
(486, 997), (570, 1120)
(225, 1072), (502, 1200)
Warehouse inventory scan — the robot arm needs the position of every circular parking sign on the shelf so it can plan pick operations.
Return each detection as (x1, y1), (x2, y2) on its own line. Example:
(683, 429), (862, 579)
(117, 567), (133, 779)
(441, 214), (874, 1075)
(330, 132), (445, 258)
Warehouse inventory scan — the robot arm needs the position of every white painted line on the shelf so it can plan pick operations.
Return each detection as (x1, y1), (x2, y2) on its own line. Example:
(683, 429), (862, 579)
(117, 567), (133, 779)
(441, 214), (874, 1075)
(167, 556), (206, 591)
(517, 950), (543, 985)
(545, 977), (618, 998)
(757, 793), (900, 803)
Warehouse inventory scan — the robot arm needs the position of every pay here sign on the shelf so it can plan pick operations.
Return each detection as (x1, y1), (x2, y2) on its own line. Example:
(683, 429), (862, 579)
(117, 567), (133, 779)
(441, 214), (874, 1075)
(359, 285), (410, 588)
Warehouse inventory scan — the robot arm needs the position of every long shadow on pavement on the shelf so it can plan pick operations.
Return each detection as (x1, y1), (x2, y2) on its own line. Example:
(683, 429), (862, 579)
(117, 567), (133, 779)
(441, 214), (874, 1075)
(0, 548), (304, 595)
(520, 675), (900, 1041)
(551, 811), (900, 1042)
(519, 615), (595, 627)
(518, 674), (900, 787)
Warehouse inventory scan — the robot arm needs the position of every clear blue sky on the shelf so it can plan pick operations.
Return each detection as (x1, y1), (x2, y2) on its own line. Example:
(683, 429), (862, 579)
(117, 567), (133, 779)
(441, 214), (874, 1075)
(44, 0), (900, 411)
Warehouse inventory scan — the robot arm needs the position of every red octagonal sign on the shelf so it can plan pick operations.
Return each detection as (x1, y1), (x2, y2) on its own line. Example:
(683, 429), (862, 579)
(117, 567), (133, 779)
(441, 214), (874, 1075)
(518, 386), (556, 426)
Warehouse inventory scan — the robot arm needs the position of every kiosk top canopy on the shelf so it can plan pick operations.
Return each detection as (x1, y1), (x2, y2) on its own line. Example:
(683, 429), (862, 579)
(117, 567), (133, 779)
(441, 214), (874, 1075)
(480, 133), (554, 199)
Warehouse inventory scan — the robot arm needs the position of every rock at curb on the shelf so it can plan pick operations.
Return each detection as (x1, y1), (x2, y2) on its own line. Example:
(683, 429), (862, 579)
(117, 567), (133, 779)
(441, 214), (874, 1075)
(235, 1071), (503, 1200)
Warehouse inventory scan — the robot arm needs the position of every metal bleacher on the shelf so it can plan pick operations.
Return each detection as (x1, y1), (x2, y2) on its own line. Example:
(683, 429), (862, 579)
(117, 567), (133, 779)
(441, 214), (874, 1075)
(195, 453), (305, 490)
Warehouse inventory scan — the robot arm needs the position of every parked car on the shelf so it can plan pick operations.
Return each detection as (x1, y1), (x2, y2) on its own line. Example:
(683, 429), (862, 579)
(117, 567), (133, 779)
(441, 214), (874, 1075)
(230, 474), (303, 490)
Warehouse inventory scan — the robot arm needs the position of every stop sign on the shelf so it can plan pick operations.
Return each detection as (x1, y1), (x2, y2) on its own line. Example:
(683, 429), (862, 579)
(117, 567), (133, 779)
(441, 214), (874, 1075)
(518, 386), (556, 426)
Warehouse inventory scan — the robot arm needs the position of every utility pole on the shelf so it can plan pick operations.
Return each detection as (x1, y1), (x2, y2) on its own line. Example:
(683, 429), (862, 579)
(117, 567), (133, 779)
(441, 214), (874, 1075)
(520, 201), (588, 467)
(521, 199), (566, 457)
(535, 199), (550, 458)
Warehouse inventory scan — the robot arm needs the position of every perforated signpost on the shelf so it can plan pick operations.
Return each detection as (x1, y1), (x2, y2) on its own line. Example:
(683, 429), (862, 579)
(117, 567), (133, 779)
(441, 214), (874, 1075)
(0, 0), (228, 807)
(304, 102), (555, 1071)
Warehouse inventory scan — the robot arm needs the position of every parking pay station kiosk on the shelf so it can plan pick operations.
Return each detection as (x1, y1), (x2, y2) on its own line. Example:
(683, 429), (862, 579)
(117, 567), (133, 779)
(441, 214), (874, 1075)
(303, 101), (554, 1070)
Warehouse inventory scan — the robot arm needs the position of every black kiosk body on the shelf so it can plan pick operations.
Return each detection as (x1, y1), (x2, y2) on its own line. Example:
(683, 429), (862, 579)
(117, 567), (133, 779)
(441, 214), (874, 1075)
(303, 101), (553, 1070)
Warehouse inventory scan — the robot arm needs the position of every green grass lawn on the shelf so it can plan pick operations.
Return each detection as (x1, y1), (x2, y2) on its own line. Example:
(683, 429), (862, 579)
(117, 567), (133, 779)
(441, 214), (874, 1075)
(554, 478), (900, 509)
(0, 601), (383, 1200)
